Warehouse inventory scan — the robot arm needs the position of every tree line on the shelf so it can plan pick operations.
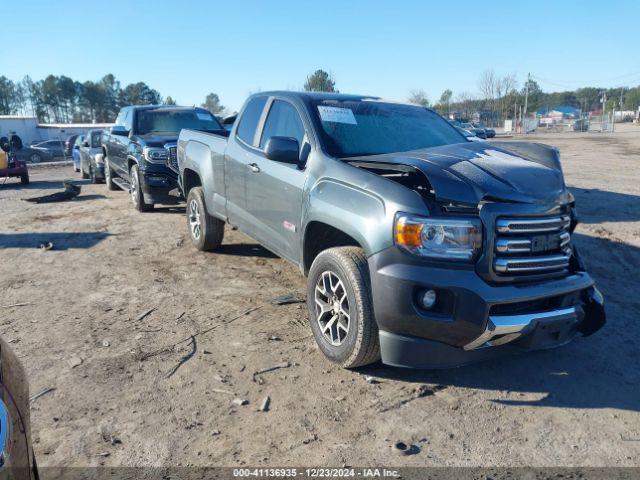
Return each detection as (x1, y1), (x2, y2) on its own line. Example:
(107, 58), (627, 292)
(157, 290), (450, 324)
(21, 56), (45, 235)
(0, 74), (172, 123)
(1, 69), (638, 126)
(410, 70), (640, 125)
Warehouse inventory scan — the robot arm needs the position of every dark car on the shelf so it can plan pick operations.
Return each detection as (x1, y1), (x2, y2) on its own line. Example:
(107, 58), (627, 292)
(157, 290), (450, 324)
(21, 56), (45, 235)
(65, 134), (79, 156)
(460, 122), (487, 139)
(0, 336), (39, 478)
(473, 122), (496, 138)
(21, 139), (66, 163)
(102, 105), (226, 211)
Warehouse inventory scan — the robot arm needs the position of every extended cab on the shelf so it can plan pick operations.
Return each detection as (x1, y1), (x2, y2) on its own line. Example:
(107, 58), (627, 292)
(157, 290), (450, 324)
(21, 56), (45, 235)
(102, 105), (225, 211)
(176, 91), (606, 369)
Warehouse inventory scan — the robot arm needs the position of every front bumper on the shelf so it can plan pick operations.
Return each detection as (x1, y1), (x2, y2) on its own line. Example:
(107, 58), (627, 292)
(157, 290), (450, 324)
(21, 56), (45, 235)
(139, 165), (180, 205)
(369, 246), (606, 369)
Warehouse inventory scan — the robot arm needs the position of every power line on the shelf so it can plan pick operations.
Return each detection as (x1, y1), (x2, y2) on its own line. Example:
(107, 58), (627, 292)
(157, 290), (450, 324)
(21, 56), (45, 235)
(531, 70), (640, 87)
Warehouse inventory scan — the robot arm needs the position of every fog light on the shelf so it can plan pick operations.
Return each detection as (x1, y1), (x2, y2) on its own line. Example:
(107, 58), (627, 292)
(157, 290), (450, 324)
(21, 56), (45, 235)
(421, 289), (437, 309)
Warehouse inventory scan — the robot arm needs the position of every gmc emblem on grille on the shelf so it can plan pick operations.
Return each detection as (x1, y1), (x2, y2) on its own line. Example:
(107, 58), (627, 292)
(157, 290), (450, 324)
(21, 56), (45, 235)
(531, 234), (560, 253)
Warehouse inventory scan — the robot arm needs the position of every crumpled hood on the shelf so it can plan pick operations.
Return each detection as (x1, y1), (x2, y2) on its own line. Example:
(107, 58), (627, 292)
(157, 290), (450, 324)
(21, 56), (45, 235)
(349, 141), (570, 205)
(135, 133), (178, 148)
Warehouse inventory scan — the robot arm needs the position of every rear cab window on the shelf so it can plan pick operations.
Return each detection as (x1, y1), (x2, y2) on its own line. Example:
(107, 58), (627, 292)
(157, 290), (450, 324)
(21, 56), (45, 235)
(236, 96), (268, 147)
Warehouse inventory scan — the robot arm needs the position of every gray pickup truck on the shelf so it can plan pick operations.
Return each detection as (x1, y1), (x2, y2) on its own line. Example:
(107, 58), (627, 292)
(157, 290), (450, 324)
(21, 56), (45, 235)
(176, 91), (605, 369)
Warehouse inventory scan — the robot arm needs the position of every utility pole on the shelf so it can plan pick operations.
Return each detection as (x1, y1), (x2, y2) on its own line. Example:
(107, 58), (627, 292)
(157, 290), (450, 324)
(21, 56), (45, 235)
(522, 72), (530, 134)
(601, 91), (607, 132)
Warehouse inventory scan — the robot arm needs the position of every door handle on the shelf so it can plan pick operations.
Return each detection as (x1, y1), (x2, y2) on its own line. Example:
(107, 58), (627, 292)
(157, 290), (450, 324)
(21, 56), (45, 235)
(248, 163), (260, 173)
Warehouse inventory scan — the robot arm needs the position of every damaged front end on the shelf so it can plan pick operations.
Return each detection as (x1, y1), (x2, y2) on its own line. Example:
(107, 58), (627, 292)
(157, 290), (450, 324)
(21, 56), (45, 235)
(347, 141), (605, 366)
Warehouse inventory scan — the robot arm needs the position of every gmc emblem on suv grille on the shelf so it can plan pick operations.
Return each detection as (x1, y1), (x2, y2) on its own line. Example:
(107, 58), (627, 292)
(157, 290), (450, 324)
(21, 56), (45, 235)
(531, 234), (560, 253)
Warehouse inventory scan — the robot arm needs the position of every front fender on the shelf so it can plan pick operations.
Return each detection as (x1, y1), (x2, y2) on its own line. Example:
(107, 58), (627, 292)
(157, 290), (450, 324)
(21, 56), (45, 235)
(303, 179), (392, 256)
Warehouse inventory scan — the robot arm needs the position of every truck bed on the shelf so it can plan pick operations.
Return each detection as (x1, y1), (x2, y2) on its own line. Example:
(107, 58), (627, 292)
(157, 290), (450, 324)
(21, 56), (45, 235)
(177, 128), (230, 218)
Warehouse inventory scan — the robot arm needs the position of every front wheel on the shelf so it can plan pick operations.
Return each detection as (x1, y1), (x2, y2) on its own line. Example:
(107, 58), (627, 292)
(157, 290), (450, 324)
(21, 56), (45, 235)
(130, 164), (153, 212)
(20, 172), (29, 185)
(186, 186), (224, 251)
(307, 247), (380, 368)
(29, 153), (41, 164)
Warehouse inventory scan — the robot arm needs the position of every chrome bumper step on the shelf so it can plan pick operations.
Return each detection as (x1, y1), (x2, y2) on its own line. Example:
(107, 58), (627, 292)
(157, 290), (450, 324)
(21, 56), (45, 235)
(464, 306), (578, 350)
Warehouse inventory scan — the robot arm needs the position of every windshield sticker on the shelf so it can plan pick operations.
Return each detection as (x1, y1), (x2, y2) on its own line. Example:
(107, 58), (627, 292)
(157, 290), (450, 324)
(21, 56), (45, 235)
(318, 106), (357, 125)
(196, 112), (214, 121)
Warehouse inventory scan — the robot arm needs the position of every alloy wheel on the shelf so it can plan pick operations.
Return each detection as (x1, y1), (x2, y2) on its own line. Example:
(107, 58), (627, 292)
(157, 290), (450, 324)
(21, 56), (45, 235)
(314, 271), (351, 346)
(189, 199), (202, 240)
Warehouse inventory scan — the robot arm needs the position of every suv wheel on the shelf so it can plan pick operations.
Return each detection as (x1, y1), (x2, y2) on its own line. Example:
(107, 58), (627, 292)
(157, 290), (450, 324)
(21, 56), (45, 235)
(130, 164), (153, 212)
(104, 156), (118, 191)
(81, 165), (90, 179)
(307, 247), (380, 368)
(186, 186), (224, 251)
(20, 172), (29, 185)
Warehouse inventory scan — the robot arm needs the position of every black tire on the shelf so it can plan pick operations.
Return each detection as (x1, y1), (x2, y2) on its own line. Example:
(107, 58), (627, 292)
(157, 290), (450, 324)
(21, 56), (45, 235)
(81, 166), (90, 179)
(29, 153), (41, 164)
(130, 164), (153, 212)
(104, 155), (118, 191)
(20, 172), (29, 185)
(186, 186), (224, 251)
(307, 247), (380, 368)
(90, 165), (101, 184)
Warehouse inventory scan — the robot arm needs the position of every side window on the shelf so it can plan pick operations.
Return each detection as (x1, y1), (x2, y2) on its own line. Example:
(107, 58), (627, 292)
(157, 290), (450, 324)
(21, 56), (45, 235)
(259, 100), (305, 149)
(236, 96), (267, 146)
(124, 109), (133, 131)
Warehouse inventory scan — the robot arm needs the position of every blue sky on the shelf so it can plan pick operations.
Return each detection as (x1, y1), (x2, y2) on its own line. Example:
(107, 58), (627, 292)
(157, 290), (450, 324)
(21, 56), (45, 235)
(2, 0), (639, 112)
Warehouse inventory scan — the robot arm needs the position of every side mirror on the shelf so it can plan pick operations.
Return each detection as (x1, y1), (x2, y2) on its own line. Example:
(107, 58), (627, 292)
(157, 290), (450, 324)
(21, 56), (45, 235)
(110, 125), (130, 137)
(264, 136), (299, 164)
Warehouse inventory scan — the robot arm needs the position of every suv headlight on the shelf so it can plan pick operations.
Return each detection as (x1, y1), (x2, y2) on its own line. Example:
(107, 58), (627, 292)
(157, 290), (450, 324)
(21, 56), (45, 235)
(143, 147), (168, 164)
(395, 214), (482, 261)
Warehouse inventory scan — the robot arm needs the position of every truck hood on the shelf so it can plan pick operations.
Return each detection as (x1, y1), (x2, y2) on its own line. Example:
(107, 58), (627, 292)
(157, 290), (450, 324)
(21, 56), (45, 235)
(348, 141), (570, 205)
(135, 133), (179, 148)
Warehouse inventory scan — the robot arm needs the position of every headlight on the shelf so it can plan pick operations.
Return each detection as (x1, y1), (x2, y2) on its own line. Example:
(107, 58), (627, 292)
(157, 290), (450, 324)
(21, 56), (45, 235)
(395, 214), (482, 261)
(143, 147), (168, 164)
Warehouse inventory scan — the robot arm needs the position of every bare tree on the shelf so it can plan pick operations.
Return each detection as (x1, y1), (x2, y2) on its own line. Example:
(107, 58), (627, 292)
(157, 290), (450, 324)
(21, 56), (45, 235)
(478, 69), (497, 110)
(408, 89), (430, 107)
(456, 91), (476, 120)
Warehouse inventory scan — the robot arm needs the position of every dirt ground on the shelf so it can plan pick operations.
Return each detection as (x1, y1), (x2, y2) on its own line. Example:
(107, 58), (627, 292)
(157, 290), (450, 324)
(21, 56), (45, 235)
(0, 130), (639, 468)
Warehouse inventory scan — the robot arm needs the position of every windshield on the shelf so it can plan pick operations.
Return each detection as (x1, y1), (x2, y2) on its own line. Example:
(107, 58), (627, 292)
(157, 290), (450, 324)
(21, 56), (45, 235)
(312, 100), (466, 157)
(136, 109), (223, 135)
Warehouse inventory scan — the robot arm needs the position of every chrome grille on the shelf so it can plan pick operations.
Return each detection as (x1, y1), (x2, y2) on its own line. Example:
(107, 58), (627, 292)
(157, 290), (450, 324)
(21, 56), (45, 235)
(167, 146), (178, 172)
(494, 215), (571, 276)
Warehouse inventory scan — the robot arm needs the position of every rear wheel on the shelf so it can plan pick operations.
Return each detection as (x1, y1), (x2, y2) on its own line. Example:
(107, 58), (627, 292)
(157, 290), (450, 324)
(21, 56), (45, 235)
(307, 247), (380, 368)
(186, 186), (224, 251)
(81, 166), (90, 179)
(29, 153), (41, 164)
(104, 156), (118, 191)
(130, 164), (153, 212)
